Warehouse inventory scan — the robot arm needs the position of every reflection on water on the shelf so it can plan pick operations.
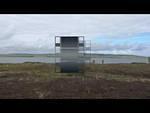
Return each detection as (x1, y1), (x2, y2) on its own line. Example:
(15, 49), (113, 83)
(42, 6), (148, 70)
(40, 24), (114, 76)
(0, 56), (148, 64)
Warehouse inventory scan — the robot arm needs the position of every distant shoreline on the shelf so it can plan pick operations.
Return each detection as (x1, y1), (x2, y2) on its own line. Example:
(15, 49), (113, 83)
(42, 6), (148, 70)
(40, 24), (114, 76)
(0, 53), (148, 58)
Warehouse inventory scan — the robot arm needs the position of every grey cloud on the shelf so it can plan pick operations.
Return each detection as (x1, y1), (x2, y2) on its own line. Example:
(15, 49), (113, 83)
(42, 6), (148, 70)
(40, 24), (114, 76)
(0, 24), (15, 40)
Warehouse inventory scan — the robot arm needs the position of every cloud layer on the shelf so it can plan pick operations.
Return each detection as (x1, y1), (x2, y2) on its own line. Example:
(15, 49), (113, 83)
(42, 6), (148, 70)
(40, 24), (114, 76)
(0, 14), (150, 56)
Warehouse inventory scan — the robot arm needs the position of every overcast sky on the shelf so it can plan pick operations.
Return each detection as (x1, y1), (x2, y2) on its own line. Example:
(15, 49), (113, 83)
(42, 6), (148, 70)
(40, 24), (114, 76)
(0, 14), (150, 56)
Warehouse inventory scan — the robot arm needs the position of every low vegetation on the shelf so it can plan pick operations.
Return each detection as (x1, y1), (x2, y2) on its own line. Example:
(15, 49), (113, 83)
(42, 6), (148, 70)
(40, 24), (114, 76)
(0, 62), (150, 98)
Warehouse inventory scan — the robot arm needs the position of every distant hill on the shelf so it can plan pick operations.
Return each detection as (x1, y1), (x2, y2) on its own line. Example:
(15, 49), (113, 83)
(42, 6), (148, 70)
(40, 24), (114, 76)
(0, 53), (52, 57)
(0, 53), (148, 58)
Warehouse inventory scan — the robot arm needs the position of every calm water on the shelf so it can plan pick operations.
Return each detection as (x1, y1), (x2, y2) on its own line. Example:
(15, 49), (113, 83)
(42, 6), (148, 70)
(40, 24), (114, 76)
(0, 56), (148, 64)
(90, 57), (148, 64)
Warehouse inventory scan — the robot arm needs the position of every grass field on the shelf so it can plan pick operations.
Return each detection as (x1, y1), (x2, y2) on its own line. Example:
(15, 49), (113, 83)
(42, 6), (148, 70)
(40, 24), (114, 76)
(0, 62), (150, 99)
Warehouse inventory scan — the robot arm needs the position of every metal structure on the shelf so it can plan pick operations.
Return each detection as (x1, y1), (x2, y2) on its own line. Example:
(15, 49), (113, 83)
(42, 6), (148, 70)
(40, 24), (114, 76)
(54, 36), (91, 73)
(84, 40), (92, 64)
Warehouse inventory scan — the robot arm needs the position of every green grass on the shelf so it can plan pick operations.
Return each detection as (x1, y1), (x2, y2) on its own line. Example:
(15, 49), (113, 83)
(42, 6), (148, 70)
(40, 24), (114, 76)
(0, 63), (84, 79)
(0, 63), (150, 82)
(86, 64), (150, 78)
